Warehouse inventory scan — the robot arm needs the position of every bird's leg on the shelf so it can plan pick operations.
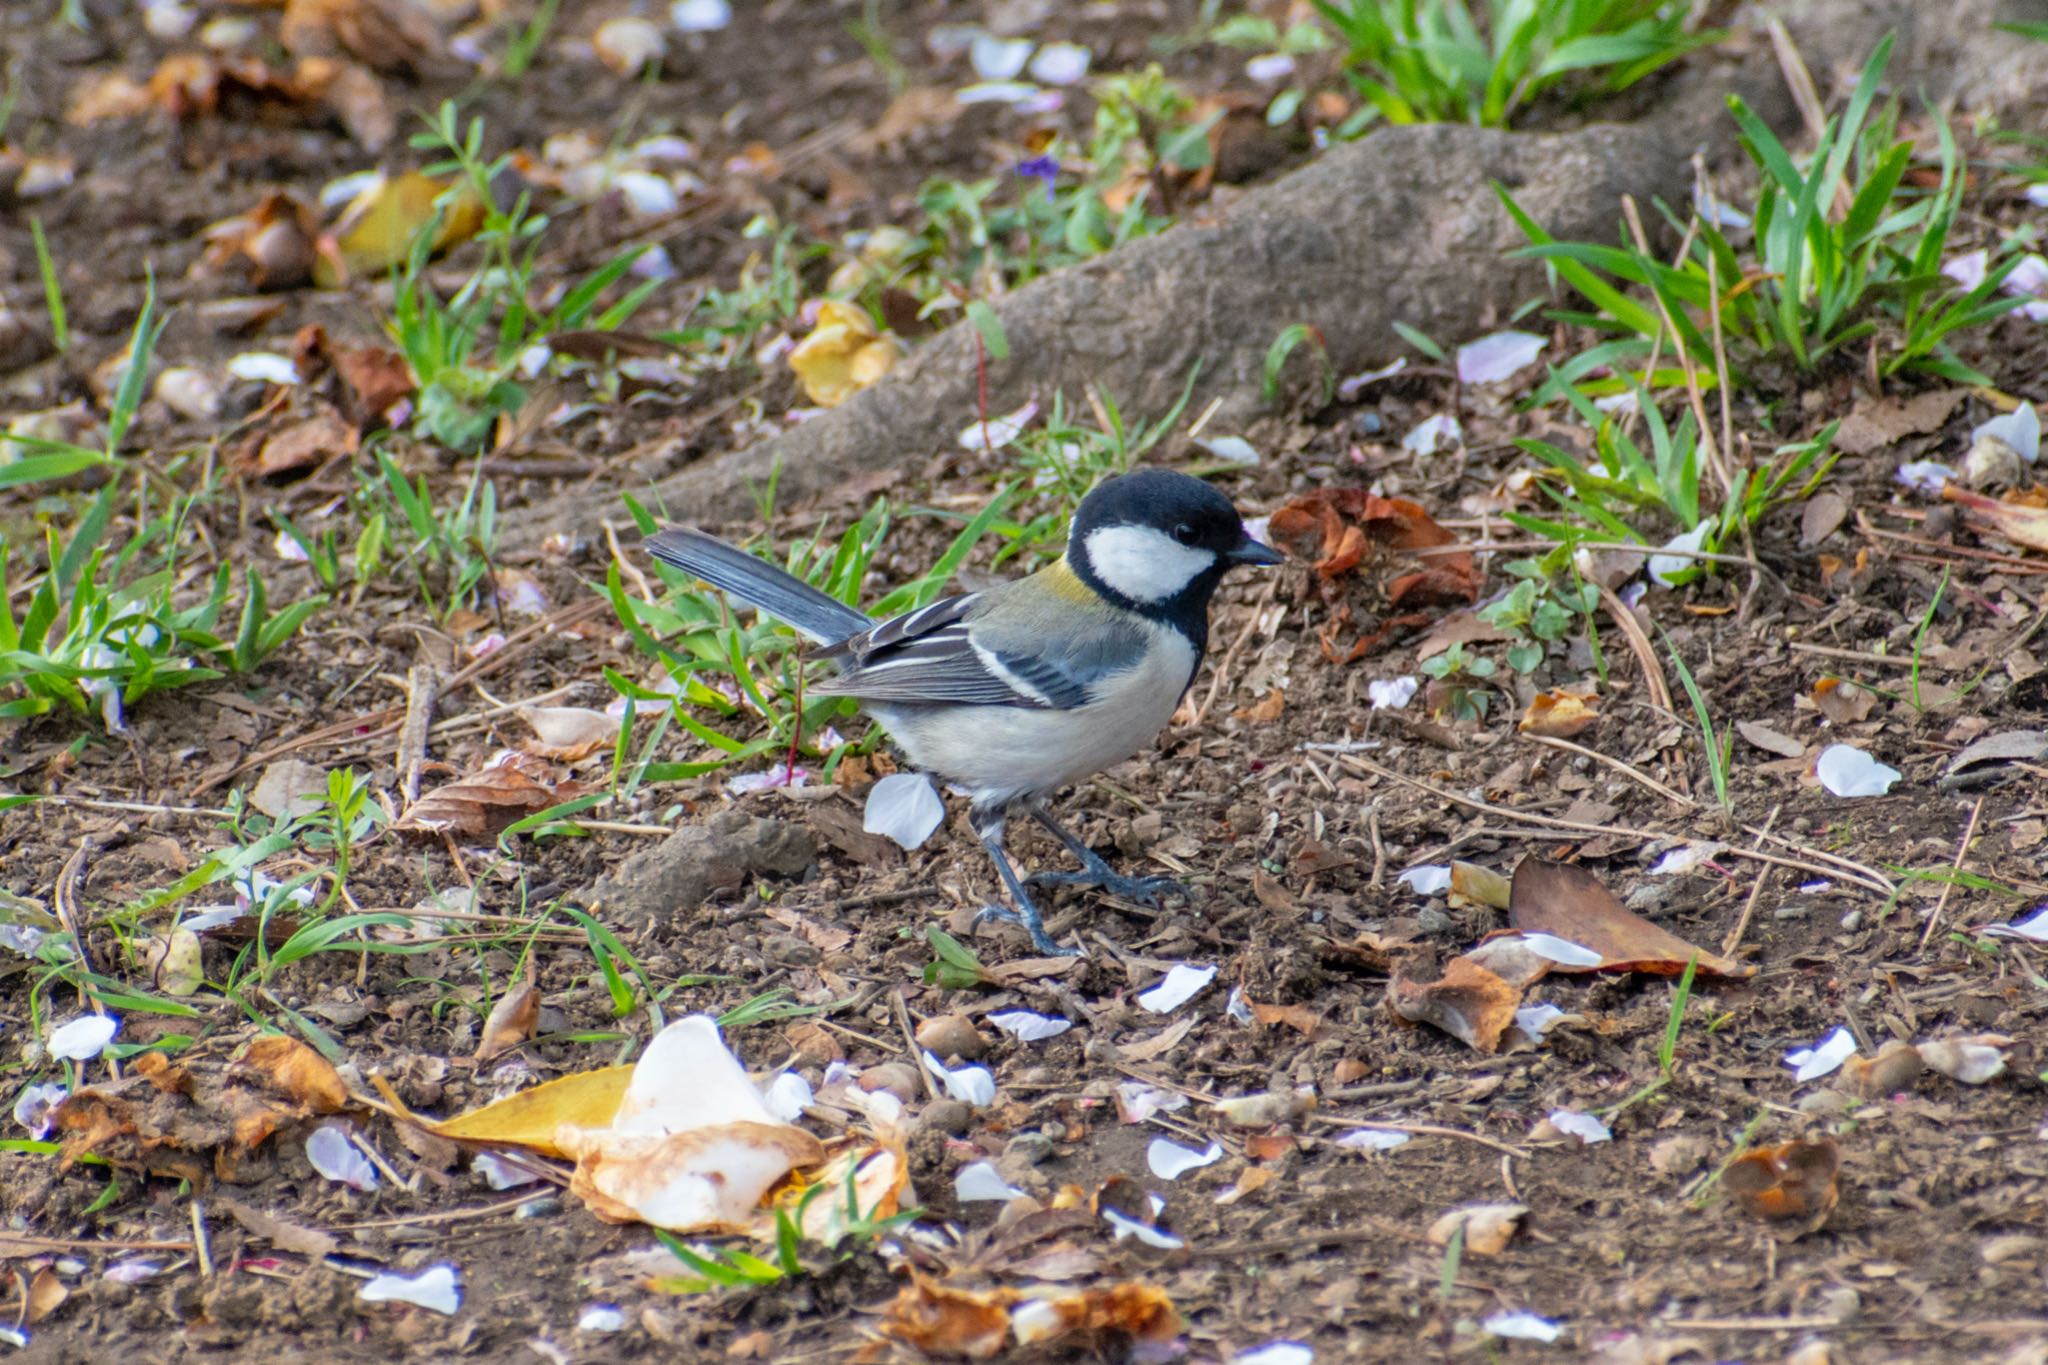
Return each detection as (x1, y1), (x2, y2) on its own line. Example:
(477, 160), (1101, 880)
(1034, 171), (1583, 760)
(1023, 802), (1185, 906)
(967, 807), (1082, 957)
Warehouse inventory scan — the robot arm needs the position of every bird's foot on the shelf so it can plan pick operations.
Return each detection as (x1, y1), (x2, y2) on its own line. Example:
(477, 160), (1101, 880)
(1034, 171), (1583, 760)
(971, 902), (1084, 957)
(1025, 866), (1186, 907)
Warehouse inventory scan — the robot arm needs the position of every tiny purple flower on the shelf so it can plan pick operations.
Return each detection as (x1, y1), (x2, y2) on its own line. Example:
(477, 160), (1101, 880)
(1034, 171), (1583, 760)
(1016, 155), (1059, 202)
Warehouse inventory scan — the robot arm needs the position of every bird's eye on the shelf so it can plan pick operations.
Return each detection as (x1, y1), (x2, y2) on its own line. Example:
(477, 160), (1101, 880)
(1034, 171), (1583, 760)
(1171, 523), (1197, 545)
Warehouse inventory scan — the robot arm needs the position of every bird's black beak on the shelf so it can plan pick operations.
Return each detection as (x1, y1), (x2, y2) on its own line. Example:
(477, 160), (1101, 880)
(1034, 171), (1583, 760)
(1228, 536), (1285, 567)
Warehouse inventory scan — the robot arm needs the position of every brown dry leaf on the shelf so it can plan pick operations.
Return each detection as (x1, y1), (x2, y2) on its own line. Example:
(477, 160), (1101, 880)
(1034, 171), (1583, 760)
(378, 1066), (632, 1156)
(1427, 1202), (1527, 1256)
(1833, 388), (1962, 455)
(197, 192), (322, 291)
(293, 324), (414, 427)
(281, 0), (452, 78)
(1841, 1039), (1924, 1098)
(1233, 688), (1286, 723)
(1118, 1016), (1197, 1062)
(1507, 857), (1753, 978)
(1736, 719), (1806, 759)
(216, 1195), (340, 1258)
(23, 1266), (66, 1325)
(238, 1035), (349, 1113)
(1246, 999), (1322, 1038)
(291, 55), (395, 150)
(1942, 484), (2048, 553)
(1386, 956), (1520, 1053)
(520, 706), (621, 762)
(1241, 1134), (1294, 1163)
(1723, 1139), (1839, 1235)
(475, 980), (540, 1063)
(1809, 677), (1876, 725)
(132, 1051), (194, 1096)
(240, 408), (359, 480)
(395, 753), (586, 840)
(878, 1278), (1014, 1359)
(878, 1277), (1178, 1359)
(1518, 688), (1599, 738)
(1266, 488), (1481, 662)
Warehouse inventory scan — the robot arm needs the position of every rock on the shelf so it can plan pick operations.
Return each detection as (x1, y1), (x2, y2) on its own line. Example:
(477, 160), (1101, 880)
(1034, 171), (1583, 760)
(580, 811), (813, 925)
(917, 1099), (974, 1135)
(761, 933), (821, 968)
(858, 1063), (921, 1104)
(914, 1013), (987, 1061)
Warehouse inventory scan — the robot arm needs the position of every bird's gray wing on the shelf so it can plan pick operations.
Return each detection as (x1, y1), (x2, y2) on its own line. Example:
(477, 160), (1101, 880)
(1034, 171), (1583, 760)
(812, 585), (1148, 709)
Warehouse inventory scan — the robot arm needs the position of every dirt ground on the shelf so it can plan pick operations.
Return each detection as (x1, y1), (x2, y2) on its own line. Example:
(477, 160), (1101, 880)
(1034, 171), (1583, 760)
(3, 1), (2047, 1362)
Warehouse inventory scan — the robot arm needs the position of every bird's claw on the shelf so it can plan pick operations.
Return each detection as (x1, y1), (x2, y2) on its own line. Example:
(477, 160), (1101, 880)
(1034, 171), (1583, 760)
(971, 903), (1084, 957)
(1024, 868), (1186, 907)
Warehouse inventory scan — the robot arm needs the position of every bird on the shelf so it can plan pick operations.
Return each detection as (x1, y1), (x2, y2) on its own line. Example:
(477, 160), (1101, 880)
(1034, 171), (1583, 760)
(643, 468), (1283, 955)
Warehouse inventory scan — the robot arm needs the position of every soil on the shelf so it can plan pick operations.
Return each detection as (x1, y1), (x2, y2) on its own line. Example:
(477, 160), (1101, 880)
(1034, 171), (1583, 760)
(3, 2), (2047, 1363)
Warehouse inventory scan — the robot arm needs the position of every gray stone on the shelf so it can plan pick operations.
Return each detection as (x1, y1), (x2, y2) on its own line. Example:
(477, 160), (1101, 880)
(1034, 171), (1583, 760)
(580, 810), (814, 926)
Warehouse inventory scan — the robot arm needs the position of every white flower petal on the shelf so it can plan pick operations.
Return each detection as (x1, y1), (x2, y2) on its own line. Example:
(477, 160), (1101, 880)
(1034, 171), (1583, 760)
(1971, 401), (2040, 464)
(1147, 1137), (1223, 1180)
(1895, 460), (1955, 494)
(1116, 1081), (1188, 1123)
(472, 1151), (539, 1190)
(1235, 1344), (1314, 1365)
(226, 352), (299, 386)
(985, 1010), (1071, 1041)
(359, 1264), (460, 1315)
(1396, 865), (1451, 895)
(970, 33), (1033, 79)
(1455, 330), (1546, 385)
(1942, 249), (1988, 291)
(1333, 1128), (1409, 1152)
(1519, 933), (1604, 967)
(863, 772), (945, 850)
(1368, 675), (1419, 710)
(614, 169), (680, 217)
(1483, 1310), (1561, 1343)
(14, 1082), (68, 1139)
(955, 80), (1041, 105)
(1028, 41), (1091, 85)
(1336, 357), (1407, 400)
(1816, 743), (1900, 798)
(1197, 435), (1260, 466)
(1514, 1003), (1566, 1038)
(922, 1051), (996, 1107)
(1101, 1207), (1184, 1249)
(306, 1125), (379, 1190)
(1785, 1025), (1858, 1082)
(1650, 843), (1722, 876)
(1984, 905), (2048, 941)
(958, 400), (1039, 448)
(2029, 183), (2048, 207)
(762, 1072), (813, 1123)
(47, 1014), (118, 1061)
(1225, 985), (1254, 1024)
(1916, 1037), (2007, 1084)
(1693, 188), (1750, 229)
(669, 0), (730, 32)
(1245, 53), (1295, 82)
(1647, 523), (1711, 588)
(953, 1160), (1023, 1202)
(578, 1304), (626, 1332)
(1545, 1109), (1611, 1144)
(1402, 413), (1461, 455)
(1137, 963), (1216, 1013)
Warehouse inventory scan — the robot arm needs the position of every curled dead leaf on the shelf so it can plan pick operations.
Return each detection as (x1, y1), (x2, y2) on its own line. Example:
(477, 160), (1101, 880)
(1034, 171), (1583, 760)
(1387, 955), (1520, 1053)
(1508, 857), (1752, 978)
(1266, 488), (1480, 662)
(1428, 1202), (1527, 1256)
(1809, 676), (1876, 726)
(520, 705), (621, 762)
(1722, 1139), (1839, 1234)
(1518, 688), (1599, 738)
(1943, 484), (2048, 554)
(394, 753), (587, 840)
(238, 1035), (349, 1113)
(1245, 999), (1323, 1038)
(24, 1266), (66, 1325)
(1841, 1039), (1923, 1098)
(475, 980), (539, 1064)
(879, 1276), (1178, 1359)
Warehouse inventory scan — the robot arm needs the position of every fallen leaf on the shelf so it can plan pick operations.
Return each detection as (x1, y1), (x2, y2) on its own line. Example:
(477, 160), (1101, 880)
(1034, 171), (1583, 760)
(1723, 1139), (1839, 1233)
(394, 753), (586, 840)
(475, 980), (539, 1063)
(197, 191), (322, 290)
(1518, 687), (1599, 738)
(238, 407), (359, 479)
(1428, 1202), (1527, 1256)
(293, 323), (414, 427)
(1833, 388), (1962, 455)
(1942, 484), (2048, 552)
(1233, 688), (1286, 723)
(216, 1195), (340, 1258)
(237, 1035), (348, 1113)
(280, 0), (452, 78)
(788, 300), (901, 407)
(1387, 956), (1520, 1053)
(1841, 1039), (1924, 1098)
(1117, 1016), (1196, 1063)
(1246, 1000), (1323, 1038)
(520, 706), (621, 762)
(1507, 857), (1753, 978)
(321, 170), (484, 286)
(1736, 719), (1805, 759)
(1266, 488), (1480, 662)
(382, 1066), (632, 1157)
(24, 1266), (66, 1325)
(878, 1277), (1178, 1359)
(1809, 677), (1876, 725)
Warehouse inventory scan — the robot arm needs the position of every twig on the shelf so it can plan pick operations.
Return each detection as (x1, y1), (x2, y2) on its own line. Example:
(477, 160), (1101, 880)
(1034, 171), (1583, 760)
(891, 989), (939, 1103)
(1194, 577), (1280, 725)
(396, 661), (438, 806)
(190, 1198), (213, 1277)
(1722, 804), (1780, 956)
(1306, 1113), (1529, 1159)
(1918, 795), (1986, 952)
(1521, 734), (1694, 810)
(1595, 583), (1673, 715)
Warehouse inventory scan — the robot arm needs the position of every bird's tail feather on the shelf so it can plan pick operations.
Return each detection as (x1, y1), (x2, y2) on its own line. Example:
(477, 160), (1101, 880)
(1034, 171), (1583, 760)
(644, 527), (872, 645)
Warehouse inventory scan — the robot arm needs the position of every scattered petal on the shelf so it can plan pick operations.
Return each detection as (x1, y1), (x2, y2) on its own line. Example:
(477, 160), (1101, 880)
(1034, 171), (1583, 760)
(1402, 413), (1461, 454)
(1816, 743), (1900, 798)
(613, 169), (680, 217)
(955, 80), (1042, 106)
(957, 400), (1038, 448)
(1916, 1035), (2008, 1084)
(669, 0), (731, 32)
(306, 1125), (378, 1191)
(1517, 933), (1603, 967)
(1984, 905), (2048, 941)
(1544, 1109), (1611, 1144)
(1647, 523), (1710, 587)
(863, 772), (945, 850)
(1513, 1003), (1566, 1038)
(1650, 843), (1723, 876)
(1483, 1310), (1561, 1343)
(578, 1304), (626, 1332)
(14, 1083), (68, 1139)
(1137, 964), (1216, 1013)
(985, 1010), (1071, 1041)
(1455, 330), (1545, 385)
(953, 1160), (1023, 1202)
(761, 1072), (813, 1123)
(1396, 865), (1451, 895)
(1245, 53), (1295, 82)
(47, 1014), (118, 1061)
(592, 17), (667, 76)
(1235, 1345), (1313, 1365)
(1197, 435), (1261, 466)
(970, 33), (1034, 80)
(1369, 675), (1419, 710)
(1333, 1128), (1409, 1152)
(922, 1052), (996, 1107)
(2030, 182), (2048, 207)
(1693, 187), (1750, 229)
(1116, 1082), (1188, 1123)
(1942, 249), (1988, 291)
(473, 1152), (540, 1190)
(729, 762), (809, 795)
(226, 352), (299, 385)
(1336, 357), (1407, 400)
(359, 1265), (460, 1315)
(1971, 402), (2040, 464)
(1147, 1138), (1223, 1180)
(1101, 1207), (1184, 1249)
(102, 1258), (161, 1284)
(1785, 1025), (1858, 1082)
(1028, 42), (1091, 85)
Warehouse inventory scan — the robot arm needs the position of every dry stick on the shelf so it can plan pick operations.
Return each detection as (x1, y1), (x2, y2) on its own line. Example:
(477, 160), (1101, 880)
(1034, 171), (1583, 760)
(1305, 1113), (1529, 1160)
(0, 1234), (195, 1253)
(396, 660), (438, 807)
(1521, 734), (1694, 810)
(1193, 576), (1280, 725)
(1917, 794), (1987, 952)
(891, 989), (940, 1103)
(190, 1199), (212, 1277)
(1621, 197), (1733, 507)
(37, 795), (238, 820)
(1330, 751), (1895, 894)
(1723, 803), (1782, 957)
(324, 1192), (550, 1232)
(1595, 583), (1674, 713)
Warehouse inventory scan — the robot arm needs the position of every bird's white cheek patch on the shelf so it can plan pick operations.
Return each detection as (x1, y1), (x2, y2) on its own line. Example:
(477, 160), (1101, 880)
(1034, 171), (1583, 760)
(1082, 525), (1213, 603)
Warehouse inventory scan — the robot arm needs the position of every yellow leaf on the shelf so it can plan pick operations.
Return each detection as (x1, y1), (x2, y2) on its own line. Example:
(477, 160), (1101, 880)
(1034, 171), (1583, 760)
(789, 300), (900, 407)
(318, 170), (484, 286)
(374, 1065), (632, 1156)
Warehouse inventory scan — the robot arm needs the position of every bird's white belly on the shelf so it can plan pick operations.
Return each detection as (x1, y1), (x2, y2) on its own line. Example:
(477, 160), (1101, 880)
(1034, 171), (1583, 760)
(872, 633), (1195, 806)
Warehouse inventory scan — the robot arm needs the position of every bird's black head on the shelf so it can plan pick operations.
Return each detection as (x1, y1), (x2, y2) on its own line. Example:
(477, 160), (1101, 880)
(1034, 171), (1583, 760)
(1066, 468), (1282, 646)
